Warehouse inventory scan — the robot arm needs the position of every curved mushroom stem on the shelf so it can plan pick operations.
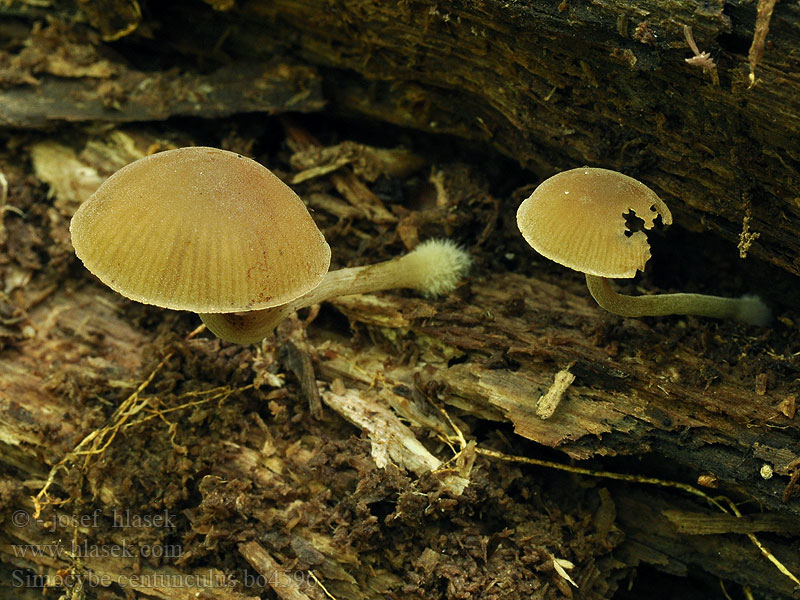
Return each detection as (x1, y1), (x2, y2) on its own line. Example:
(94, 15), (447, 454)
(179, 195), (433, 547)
(584, 274), (770, 326)
(201, 239), (471, 344)
(200, 306), (292, 345)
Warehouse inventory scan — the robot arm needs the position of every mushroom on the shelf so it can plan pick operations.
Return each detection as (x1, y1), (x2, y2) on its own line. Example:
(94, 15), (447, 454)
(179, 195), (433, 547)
(71, 146), (471, 344)
(516, 167), (770, 325)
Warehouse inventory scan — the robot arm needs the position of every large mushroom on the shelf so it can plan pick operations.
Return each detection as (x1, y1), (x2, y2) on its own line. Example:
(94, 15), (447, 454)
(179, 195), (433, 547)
(516, 167), (770, 326)
(71, 146), (471, 344)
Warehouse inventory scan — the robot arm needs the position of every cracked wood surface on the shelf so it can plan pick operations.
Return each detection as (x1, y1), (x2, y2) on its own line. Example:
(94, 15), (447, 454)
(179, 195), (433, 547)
(0, 0), (800, 274)
(0, 2), (799, 596)
(1, 1), (798, 274)
(322, 272), (799, 517)
(1, 277), (798, 596)
(232, 0), (800, 274)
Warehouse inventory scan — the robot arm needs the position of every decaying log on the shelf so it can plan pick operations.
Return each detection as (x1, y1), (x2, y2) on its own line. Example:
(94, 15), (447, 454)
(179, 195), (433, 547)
(223, 0), (800, 276)
(1, 1), (799, 596)
(1, 1), (799, 275)
(0, 62), (323, 128)
(0, 124), (796, 597)
(322, 273), (800, 517)
(0, 19), (323, 127)
(615, 488), (800, 597)
(1, 275), (798, 597)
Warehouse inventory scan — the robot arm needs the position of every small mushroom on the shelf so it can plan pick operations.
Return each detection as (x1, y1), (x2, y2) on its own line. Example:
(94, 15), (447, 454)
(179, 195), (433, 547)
(71, 146), (471, 344)
(516, 167), (770, 325)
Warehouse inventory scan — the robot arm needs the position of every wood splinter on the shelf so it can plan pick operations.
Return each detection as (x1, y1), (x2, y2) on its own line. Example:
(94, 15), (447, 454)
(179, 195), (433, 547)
(536, 367), (576, 419)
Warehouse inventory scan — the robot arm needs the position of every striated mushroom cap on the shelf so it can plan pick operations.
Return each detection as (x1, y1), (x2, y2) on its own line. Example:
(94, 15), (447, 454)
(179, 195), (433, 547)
(516, 167), (672, 278)
(70, 146), (331, 313)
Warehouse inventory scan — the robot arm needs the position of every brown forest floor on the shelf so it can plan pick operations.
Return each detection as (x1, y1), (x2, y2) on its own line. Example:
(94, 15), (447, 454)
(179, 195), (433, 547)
(1, 116), (799, 599)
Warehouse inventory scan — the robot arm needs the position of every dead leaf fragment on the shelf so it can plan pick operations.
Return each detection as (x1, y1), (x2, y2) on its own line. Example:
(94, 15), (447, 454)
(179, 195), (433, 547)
(549, 552), (579, 588)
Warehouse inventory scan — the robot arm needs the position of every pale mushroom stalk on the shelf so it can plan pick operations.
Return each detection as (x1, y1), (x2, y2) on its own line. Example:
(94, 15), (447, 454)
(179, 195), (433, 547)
(201, 239), (471, 344)
(585, 274), (771, 326)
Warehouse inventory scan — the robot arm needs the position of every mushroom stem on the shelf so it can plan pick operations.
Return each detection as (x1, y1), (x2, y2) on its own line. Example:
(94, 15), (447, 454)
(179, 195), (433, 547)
(201, 239), (471, 344)
(585, 274), (770, 326)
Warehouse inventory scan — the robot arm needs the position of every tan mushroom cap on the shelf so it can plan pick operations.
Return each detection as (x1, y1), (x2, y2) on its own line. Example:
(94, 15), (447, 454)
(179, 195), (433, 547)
(70, 146), (331, 313)
(516, 167), (672, 278)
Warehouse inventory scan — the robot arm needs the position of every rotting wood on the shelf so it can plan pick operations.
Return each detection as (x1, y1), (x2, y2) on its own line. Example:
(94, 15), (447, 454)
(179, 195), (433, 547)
(282, 118), (397, 224)
(663, 509), (800, 536)
(535, 366), (575, 420)
(4, 496), (258, 599)
(3, 127), (794, 596)
(233, 0), (800, 275)
(239, 541), (314, 600)
(748, 0), (780, 86)
(323, 272), (800, 517)
(0, 286), (612, 599)
(278, 316), (324, 419)
(0, 19), (323, 128)
(1, 177), (796, 594)
(0, 265), (794, 596)
(1, 2), (798, 274)
(0, 7), (798, 589)
(616, 489), (800, 597)
(0, 62), (323, 128)
(1, 301), (793, 598)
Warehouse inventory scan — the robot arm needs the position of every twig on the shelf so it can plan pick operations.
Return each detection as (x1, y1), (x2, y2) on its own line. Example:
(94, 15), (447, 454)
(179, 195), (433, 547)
(748, 0), (779, 88)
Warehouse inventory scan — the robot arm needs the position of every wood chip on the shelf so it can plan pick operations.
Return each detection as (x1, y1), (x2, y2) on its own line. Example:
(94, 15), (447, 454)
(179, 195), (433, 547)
(536, 367), (576, 419)
(239, 541), (314, 600)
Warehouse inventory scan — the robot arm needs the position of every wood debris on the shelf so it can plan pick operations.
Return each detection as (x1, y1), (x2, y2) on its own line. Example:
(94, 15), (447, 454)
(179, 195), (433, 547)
(535, 366), (576, 419)
(748, 0), (779, 87)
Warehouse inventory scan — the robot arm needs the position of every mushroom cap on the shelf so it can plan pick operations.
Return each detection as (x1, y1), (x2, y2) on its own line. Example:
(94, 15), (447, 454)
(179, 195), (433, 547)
(70, 146), (331, 313)
(516, 167), (672, 278)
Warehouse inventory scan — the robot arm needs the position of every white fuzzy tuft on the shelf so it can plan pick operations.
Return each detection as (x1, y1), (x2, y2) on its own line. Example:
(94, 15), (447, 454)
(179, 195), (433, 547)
(735, 294), (771, 327)
(402, 239), (472, 297)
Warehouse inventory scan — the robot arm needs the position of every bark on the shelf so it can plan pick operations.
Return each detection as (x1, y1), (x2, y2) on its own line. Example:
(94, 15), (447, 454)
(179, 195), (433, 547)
(232, 0), (800, 276)
(1, 1), (800, 598)
(2, 0), (799, 275)
(0, 62), (323, 127)
(323, 276), (799, 518)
